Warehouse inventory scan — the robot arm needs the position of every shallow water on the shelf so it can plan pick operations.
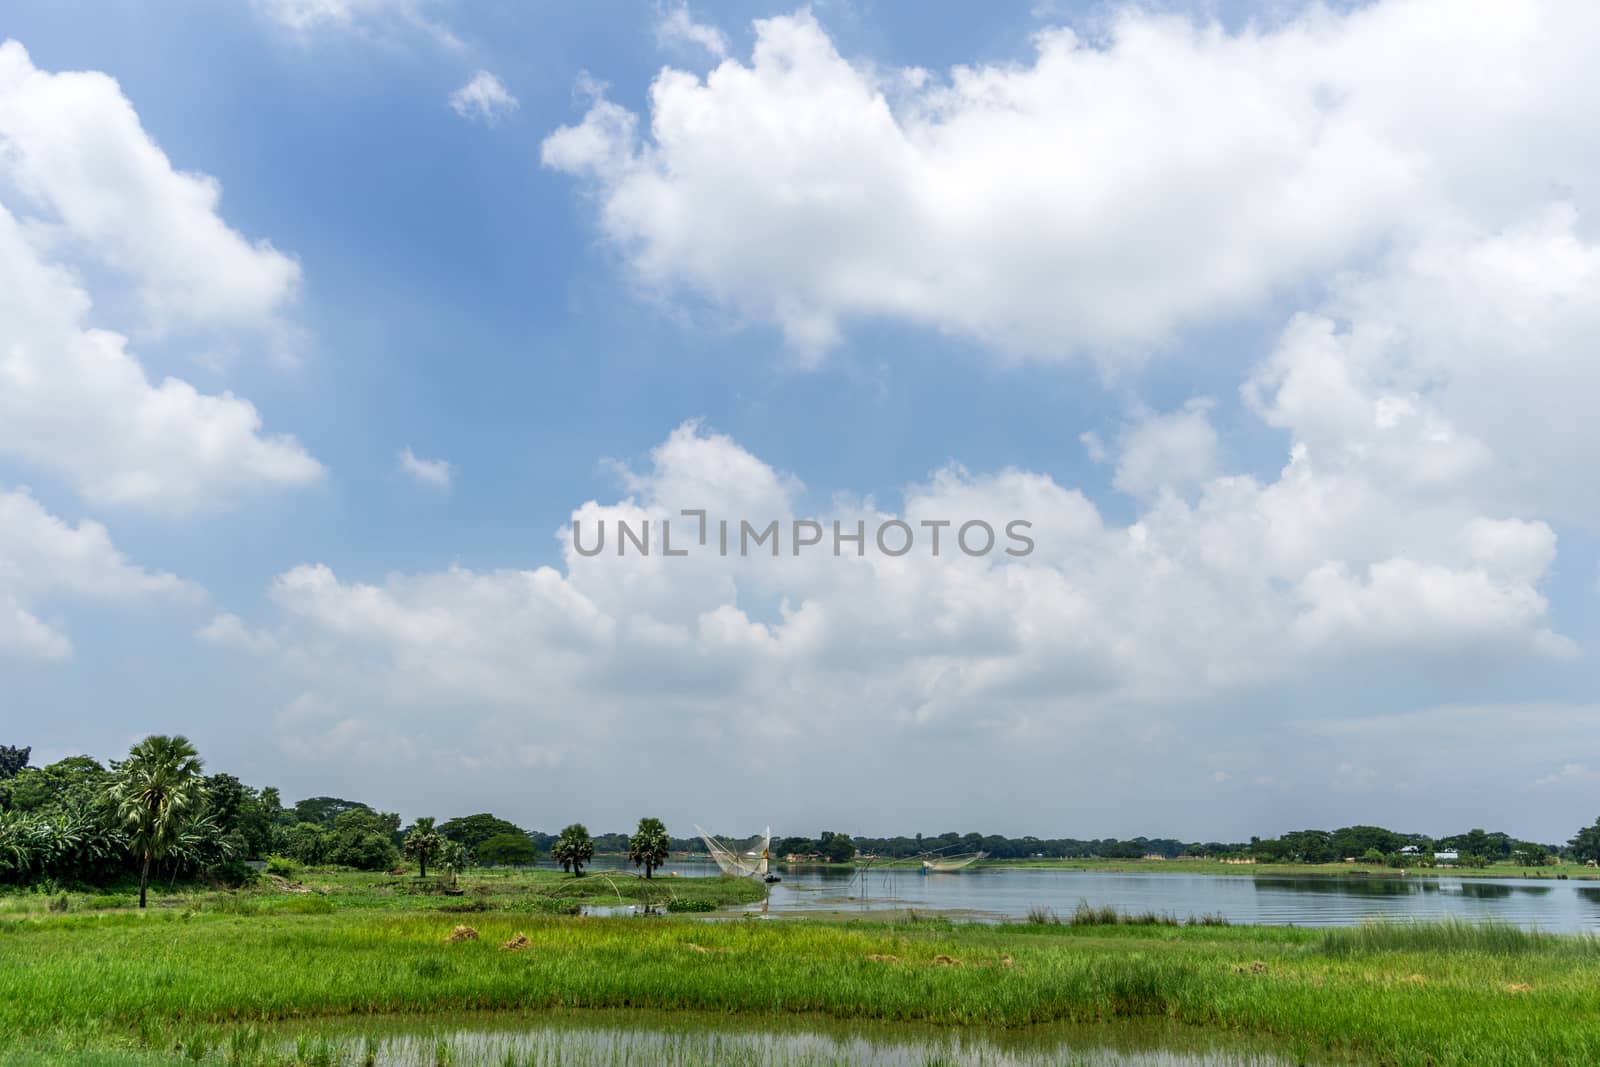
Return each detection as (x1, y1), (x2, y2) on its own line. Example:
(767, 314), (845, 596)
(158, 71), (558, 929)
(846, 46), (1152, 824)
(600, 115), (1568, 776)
(270, 1008), (1305, 1066)
(572, 856), (1600, 931)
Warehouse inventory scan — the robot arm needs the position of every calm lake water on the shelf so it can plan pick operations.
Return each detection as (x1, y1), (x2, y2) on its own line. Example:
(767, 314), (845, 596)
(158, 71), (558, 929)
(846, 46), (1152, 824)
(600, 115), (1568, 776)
(576, 857), (1600, 932)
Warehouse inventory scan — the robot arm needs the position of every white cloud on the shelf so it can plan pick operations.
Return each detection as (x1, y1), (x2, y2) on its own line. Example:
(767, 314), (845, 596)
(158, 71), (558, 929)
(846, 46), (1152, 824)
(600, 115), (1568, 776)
(225, 410), (1573, 805)
(543, 3), (1599, 363)
(396, 447), (454, 491)
(196, 612), (278, 656)
(253, 0), (458, 47)
(0, 41), (301, 338)
(1312, 207), (1600, 526)
(449, 71), (518, 125)
(0, 591), (69, 661)
(1292, 557), (1573, 661)
(0, 44), (323, 509)
(0, 206), (324, 507)
(1096, 399), (1219, 499)
(656, 3), (729, 59)
(0, 487), (197, 659)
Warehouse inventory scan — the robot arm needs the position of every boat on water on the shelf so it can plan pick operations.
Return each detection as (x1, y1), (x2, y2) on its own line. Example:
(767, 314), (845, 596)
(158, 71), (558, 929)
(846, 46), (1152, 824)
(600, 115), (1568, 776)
(919, 850), (987, 873)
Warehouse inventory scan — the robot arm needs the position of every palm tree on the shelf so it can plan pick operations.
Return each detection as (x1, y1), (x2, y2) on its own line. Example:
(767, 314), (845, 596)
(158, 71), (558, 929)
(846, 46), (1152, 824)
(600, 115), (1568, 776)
(0, 810), (42, 882)
(108, 735), (205, 908)
(440, 840), (468, 887)
(628, 816), (671, 879)
(403, 817), (443, 878)
(552, 823), (594, 877)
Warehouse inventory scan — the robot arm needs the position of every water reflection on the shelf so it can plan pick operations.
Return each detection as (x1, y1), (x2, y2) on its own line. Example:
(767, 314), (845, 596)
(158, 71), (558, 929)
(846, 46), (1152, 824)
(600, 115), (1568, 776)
(1251, 876), (1428, 897)
(271, 1009), (1299, 1067)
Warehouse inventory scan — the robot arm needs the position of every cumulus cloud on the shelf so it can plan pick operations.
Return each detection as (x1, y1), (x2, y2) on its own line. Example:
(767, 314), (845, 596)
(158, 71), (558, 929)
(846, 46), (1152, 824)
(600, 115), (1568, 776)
(449, 71), (518, 124)
(0, 41), (301, 338)
(1306, 207), (1600, 526)
(655, 3), (729, 59)
(396, 447), (454, 491)
(84, 0), (1591, 833)
(218, 402), (1572, 816)
(543, 3), (1600, 363)
(0, 206), (323, 507)
(0, 43), (323, 508)
(548, 3), (1599, 365)
(0, 487), (197, 659)
(1091, 399), (1219, 499)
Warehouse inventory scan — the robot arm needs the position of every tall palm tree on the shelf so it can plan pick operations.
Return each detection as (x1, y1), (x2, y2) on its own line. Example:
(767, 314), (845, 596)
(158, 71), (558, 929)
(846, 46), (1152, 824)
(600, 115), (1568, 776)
(404, 816), (443, 878)
(552, 823), (594, 877)
(628, 816), (670, 879)
(439, 840), (468, 887)
(108, 735), (205, 908)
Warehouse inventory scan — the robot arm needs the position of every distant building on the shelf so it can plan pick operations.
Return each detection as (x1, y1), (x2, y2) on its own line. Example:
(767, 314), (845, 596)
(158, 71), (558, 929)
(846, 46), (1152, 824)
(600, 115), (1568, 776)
(1399, 846), (1421, 856)
(1434, 850), (1459, 863)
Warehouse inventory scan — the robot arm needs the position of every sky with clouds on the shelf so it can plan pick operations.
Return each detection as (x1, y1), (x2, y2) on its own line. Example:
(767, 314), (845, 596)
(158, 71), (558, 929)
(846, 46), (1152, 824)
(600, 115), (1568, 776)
(2, 0), (1598, 843)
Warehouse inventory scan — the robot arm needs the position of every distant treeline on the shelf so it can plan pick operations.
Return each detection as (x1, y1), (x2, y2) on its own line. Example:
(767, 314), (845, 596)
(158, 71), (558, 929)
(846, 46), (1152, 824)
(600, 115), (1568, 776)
(0, 741), (1590, 893)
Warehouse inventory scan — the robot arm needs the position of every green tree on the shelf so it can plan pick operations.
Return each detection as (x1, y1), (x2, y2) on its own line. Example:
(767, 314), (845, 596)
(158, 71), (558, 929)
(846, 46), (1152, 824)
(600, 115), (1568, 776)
(284, 821), (332, 865)
(1513, 843), (1551, 867)
(819, 831), (856, 864)
(107, 735), (206, 908)
(628, 817), (671, 879)
(8, 756), (110, 814)
(1332, 826), (1404, 859)
(326, 809), (401, 871)
(403, 817), (443, 877)
(1458, 828), (1493, 859)
(292, 796), (373, 827)
(440, 840), (469, 887)
(1569, 818), (1600, 864)
(552, 822), (594, 877)
(0, 811), (42, 882)
(438, 813), (527, 852)
(475, 832), (537, 867)
(0, 745), (29, 781)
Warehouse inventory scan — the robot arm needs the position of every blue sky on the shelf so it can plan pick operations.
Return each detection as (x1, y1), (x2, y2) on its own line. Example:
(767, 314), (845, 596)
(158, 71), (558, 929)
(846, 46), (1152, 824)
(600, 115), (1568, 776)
(2, 0), (1598, 842)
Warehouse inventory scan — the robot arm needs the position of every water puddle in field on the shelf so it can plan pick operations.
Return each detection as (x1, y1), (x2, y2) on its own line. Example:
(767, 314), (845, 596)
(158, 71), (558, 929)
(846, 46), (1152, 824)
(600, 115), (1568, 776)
(254, 1008), (1313, 1066)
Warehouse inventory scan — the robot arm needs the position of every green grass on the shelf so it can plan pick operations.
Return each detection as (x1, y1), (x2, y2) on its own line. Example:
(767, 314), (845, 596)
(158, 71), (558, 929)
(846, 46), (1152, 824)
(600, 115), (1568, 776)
(1319, 917), (1600, 957)
(4, 907), (1600, 1065)
(0, 866), (766, 919)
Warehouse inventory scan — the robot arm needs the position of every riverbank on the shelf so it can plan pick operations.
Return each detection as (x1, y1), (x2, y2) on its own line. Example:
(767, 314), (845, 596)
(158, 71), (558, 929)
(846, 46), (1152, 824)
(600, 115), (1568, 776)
(0, 866), (768, 917)
(4, 904), (1600, 1065)
(980, 857), (1597, 880)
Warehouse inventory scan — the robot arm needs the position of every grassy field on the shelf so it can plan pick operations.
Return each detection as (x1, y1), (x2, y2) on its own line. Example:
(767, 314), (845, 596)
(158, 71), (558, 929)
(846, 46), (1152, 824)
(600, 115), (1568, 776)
(0, 865), (767, 918)
(4, 890), (1600, 1066)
